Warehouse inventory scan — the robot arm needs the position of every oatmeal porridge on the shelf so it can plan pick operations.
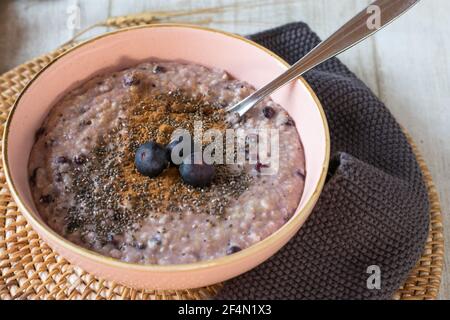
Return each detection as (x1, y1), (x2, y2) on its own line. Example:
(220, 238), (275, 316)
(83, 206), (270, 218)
(28, 60), (306, 265)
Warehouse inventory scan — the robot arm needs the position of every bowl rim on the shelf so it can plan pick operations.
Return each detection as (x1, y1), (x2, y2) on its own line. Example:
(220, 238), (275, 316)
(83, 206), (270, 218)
(2, 23), (330, 272)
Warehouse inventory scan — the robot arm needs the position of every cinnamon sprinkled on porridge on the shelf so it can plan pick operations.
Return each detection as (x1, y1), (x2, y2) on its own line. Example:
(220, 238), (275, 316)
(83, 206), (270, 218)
(29, 60), (306, 264)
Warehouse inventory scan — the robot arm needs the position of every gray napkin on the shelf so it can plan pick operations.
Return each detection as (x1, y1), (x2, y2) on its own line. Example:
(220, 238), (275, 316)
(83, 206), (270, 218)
(216, 22), (429, 300)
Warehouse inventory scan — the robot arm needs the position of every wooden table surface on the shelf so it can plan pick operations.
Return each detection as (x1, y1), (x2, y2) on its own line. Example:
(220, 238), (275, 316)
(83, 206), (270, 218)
(0, 0), (448, 299)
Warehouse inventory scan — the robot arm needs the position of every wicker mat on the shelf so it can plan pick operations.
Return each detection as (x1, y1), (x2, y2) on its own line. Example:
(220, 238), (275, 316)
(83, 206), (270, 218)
(0, 23), (445, 300)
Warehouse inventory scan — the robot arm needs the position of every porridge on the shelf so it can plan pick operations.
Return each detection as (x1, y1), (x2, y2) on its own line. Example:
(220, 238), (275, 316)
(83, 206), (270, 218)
(28, 60), (306, 265)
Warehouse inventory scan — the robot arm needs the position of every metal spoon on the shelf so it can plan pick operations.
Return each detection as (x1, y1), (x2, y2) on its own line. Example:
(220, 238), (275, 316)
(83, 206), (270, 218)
(226, 0), (420, 118)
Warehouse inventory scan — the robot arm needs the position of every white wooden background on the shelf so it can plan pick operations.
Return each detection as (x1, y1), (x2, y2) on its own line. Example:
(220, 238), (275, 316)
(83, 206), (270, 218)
(0, 0), (448, 299)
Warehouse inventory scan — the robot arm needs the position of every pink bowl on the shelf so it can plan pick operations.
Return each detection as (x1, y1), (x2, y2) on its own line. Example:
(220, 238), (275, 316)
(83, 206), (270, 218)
(2, 24), (330, 290)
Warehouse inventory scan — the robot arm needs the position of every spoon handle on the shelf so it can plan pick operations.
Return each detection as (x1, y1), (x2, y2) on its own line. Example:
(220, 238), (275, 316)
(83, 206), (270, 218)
(227, 0), (420, 117)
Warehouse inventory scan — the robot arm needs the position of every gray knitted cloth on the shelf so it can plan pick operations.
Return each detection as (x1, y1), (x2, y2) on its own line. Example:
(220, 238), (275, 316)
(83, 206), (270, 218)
(216, 22), (429, 300)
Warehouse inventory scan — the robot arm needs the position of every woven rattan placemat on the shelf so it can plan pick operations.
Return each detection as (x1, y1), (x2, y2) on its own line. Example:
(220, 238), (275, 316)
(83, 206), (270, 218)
(0, 21), (445, 300)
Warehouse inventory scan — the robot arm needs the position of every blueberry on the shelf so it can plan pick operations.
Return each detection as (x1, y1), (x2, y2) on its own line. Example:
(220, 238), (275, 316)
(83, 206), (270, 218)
(135, 142), (168, 177)
(35, 127), (45, 140)
(284, 118), (295, 126)
(55, 172), (63, 182)
(262, 106), (275, 119)
(255, 162), (269, 173)
(295, 169), (306, 179)
(80, 119), (92, 127)
(226, 246), (242, 255)
(132, 241), (147, 250)
(123, 73), (141, 86)
(166, 134), (194, 165)
(152, 65), (166, 74)
(179, 152), (215, 187)
(57, 156), (70, 164)
(73, 154), (87, 165)
(150, 234), (162, 246)
(39, 194), (53, 204)
(29, 167), (39, 186)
